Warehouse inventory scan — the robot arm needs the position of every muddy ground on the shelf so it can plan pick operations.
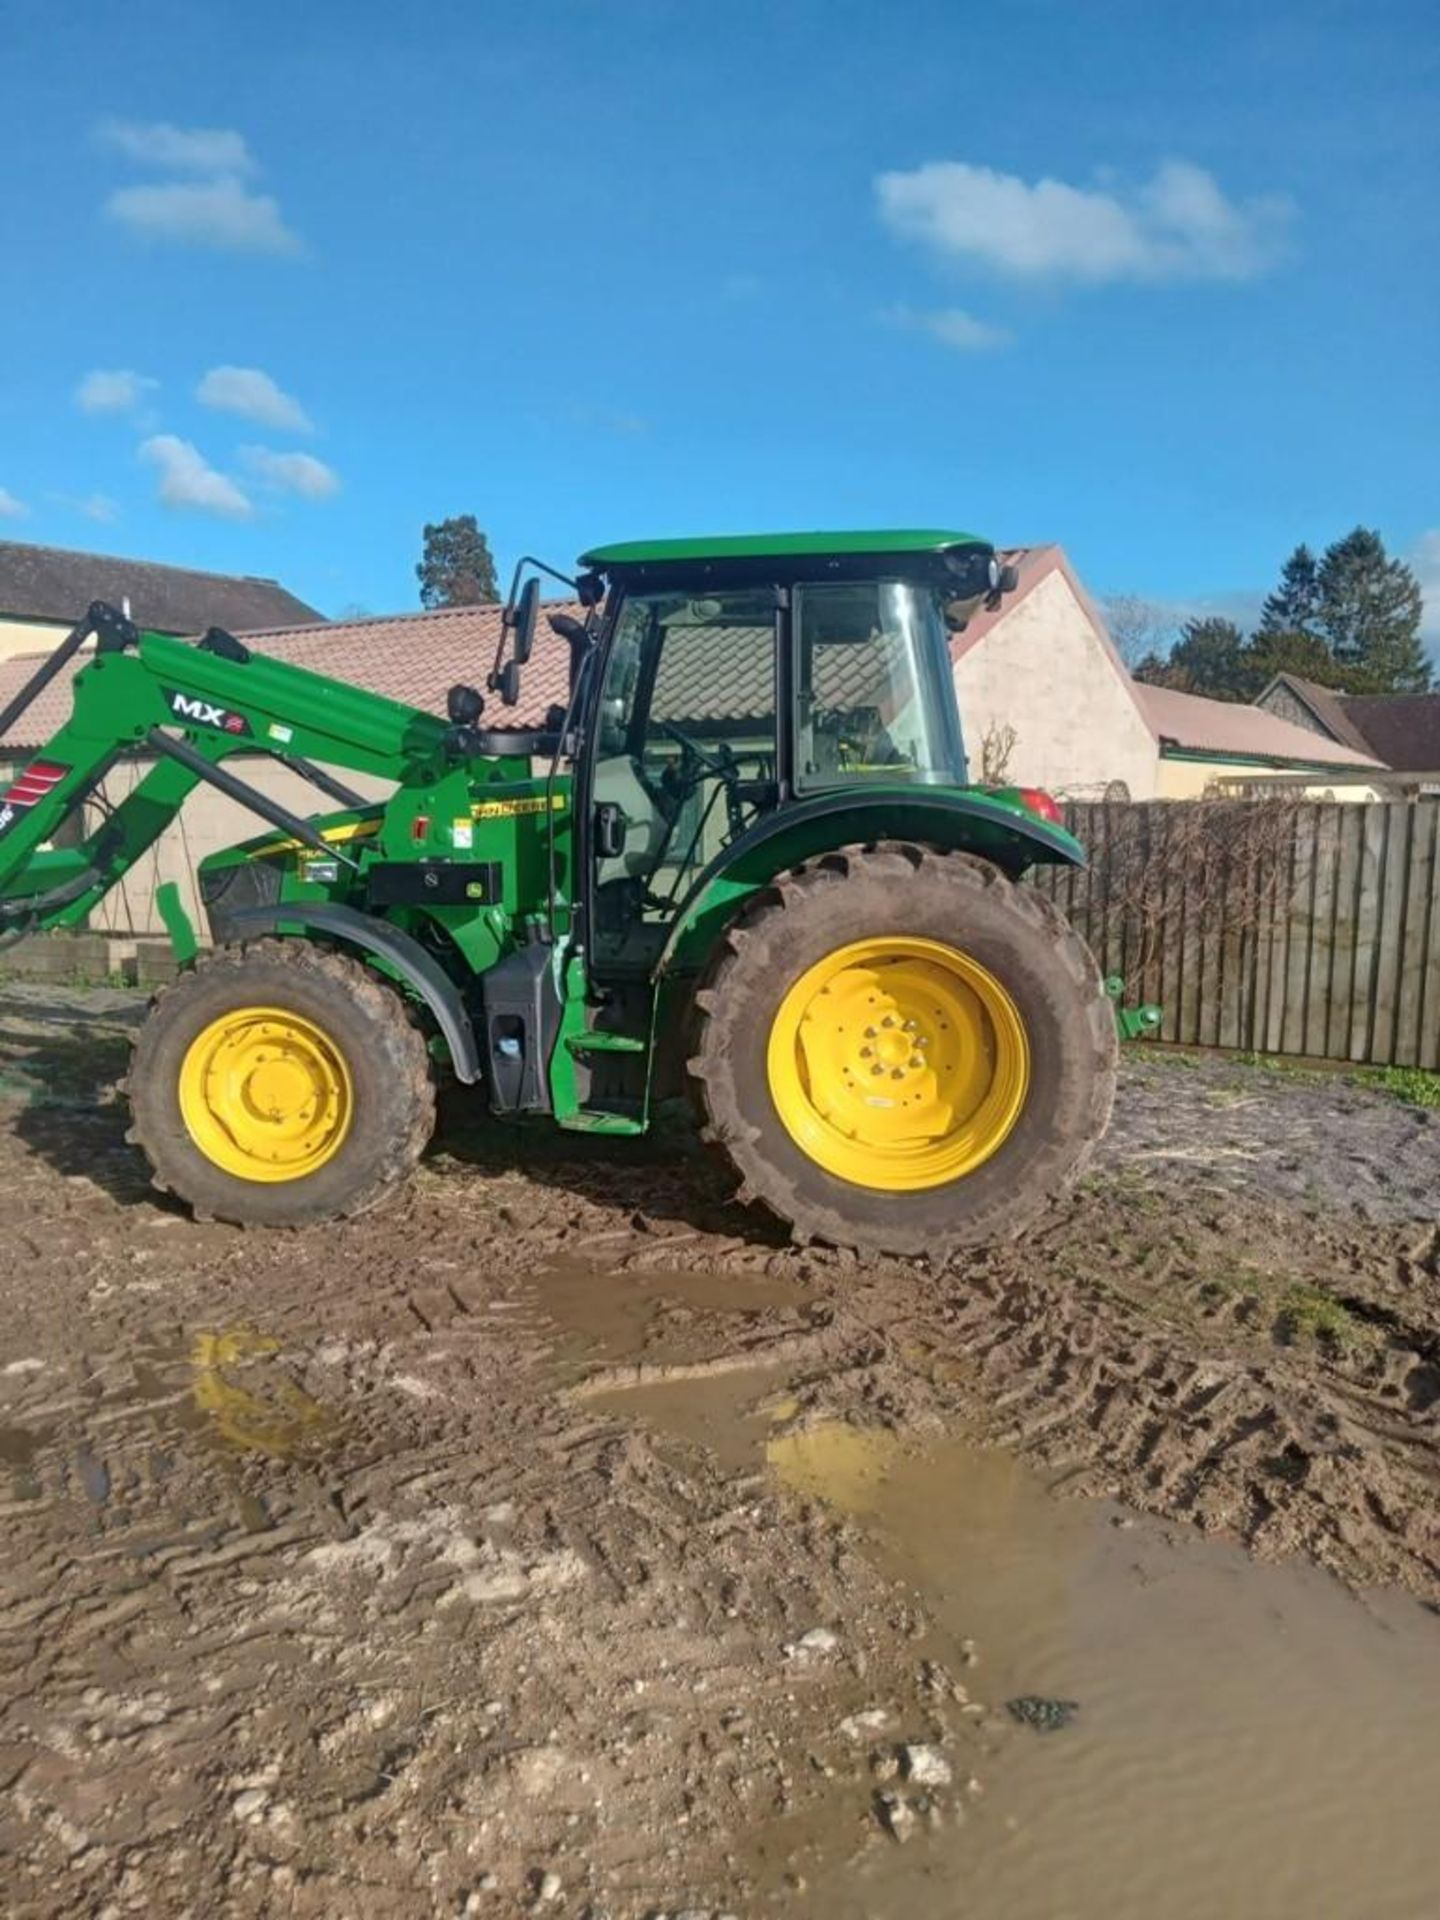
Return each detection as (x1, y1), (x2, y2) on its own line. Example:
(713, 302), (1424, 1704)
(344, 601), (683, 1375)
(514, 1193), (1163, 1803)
(0, 983), (1436, 1918)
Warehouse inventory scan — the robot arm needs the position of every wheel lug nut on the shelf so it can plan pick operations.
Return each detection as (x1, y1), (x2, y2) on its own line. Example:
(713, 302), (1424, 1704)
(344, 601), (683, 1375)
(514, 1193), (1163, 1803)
(871, 1064), (884, 1076)
(890, 1068), (904, 1080)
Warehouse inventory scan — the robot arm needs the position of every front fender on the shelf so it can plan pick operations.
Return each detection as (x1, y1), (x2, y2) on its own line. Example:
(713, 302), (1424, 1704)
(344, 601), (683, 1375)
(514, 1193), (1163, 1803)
(654, 787), (1083, 978)
(219, 903), (483, 1084)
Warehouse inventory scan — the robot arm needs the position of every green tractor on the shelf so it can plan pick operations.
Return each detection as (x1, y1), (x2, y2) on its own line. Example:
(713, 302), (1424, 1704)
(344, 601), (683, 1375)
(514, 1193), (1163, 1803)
(0, 529), (1117, 1257)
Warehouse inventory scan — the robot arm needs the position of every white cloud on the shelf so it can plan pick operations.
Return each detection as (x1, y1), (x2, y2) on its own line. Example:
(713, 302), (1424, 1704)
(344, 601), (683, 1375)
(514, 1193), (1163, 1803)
(96, 119), (255, 176)
(876, 158), (1291, 283)
(886, 303), (1010, 352)
(72, 492), (121, 524)
(0, 487), (27, 519)
(140, 436), (252, 518)
(106, 178), (301, 256)
(47, 490), (122, 524)
(1412, 530), (1440, 641)
(75, 367), (159, 414)
(197, 365), (313, 432)
(242, 447), (340, 500)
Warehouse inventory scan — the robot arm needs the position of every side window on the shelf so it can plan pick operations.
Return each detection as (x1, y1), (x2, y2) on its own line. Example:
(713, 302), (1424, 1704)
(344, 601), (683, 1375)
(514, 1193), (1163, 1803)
(795, 582), (953, 787)
(597, 599), (650, 756)
(592, 591), (779, 962)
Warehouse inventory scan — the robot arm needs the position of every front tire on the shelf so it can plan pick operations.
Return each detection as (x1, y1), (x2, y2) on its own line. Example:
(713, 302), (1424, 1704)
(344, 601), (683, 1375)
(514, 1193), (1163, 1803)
(126, 939), (436, 1226)
(687, 843), (1116, 1259)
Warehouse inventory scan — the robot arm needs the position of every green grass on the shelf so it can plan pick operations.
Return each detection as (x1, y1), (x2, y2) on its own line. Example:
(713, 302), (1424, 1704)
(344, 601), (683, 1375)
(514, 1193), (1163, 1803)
(1275, 1284), (1361, 1350)
(1144, 1043), (1440, 1111)
(1349, 1064), (1440, 1108)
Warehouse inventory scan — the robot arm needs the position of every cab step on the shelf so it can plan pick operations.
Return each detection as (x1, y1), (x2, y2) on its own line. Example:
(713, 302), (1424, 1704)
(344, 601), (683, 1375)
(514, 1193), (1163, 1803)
(564, 1029), (646, 1055)
(560, 1108), (646, 1137)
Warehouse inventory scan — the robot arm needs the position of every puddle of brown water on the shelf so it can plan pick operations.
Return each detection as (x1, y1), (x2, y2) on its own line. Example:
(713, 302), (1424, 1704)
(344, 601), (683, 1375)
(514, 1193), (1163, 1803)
(591, 1366), (1440, 1920)
(532, 1261), (808, 1378)
(186, 1329), (331, 1459)
(1, 1327), (332, 1518)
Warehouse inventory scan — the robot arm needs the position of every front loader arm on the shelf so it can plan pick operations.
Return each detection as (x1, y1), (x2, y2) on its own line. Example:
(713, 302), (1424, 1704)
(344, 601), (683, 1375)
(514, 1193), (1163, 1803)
(0, 602), (451, 940)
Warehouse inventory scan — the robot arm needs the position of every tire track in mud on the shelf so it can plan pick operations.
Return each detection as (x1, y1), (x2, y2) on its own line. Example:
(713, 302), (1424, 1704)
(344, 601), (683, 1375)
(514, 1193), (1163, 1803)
(2, 985), (1439, 1914)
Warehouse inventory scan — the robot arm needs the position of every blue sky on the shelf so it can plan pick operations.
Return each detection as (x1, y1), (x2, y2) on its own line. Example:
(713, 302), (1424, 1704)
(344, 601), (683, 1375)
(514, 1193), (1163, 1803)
(1, 0), (1436, 644)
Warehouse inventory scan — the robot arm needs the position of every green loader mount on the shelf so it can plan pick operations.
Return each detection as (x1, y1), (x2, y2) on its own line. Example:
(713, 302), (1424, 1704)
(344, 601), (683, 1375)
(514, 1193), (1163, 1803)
(0, 529), (1120, 1258)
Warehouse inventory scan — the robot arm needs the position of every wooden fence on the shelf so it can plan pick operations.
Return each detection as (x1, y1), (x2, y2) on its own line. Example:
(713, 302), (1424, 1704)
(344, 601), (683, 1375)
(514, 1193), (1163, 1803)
(1033, 798), (1440, 1069)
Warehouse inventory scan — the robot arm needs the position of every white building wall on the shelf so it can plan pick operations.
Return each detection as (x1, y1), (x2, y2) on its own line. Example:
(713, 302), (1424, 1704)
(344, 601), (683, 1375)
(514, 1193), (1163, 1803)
(952, 570), (1160, 800)
(0, 616), (77, 662)
(84, 759), (394, 940)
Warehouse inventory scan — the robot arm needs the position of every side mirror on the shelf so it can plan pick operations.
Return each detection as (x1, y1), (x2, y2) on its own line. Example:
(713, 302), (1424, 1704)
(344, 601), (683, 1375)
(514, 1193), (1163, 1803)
(998, 563), (1020, 595)
(507, 577), (541, 666)
(499, 659), (522, 708)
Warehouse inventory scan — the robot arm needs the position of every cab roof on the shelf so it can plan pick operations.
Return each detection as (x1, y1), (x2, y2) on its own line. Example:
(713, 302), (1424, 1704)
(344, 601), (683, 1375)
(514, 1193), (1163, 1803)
(580, 528), (988, 570)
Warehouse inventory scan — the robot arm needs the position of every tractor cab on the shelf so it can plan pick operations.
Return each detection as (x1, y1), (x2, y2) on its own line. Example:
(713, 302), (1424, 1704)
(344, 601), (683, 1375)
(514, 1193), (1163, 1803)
(544, 530), (1012, 974)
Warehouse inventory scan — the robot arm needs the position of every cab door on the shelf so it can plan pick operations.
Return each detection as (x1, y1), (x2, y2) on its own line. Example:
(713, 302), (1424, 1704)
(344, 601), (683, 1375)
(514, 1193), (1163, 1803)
(586, 585), (781, 978)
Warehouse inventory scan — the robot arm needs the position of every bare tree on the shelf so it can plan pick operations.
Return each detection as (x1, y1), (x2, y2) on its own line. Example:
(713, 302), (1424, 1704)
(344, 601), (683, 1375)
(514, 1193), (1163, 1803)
(978, 721), (1019, 785)
(1075, 795), (1307, 998)
(1102, 593), (1179, 670)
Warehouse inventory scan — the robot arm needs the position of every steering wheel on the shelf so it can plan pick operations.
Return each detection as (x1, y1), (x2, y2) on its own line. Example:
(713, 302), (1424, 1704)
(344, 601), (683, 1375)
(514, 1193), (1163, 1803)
(656, 720), (732, 777)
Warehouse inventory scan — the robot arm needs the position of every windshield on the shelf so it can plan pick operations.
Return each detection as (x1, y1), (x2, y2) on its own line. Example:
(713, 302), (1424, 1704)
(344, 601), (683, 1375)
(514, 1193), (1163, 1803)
(794, 580), (964, 788)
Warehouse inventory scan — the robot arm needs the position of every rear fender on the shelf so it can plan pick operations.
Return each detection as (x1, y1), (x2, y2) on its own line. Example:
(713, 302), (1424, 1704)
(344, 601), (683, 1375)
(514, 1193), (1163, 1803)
(654, 789), (1083, 979)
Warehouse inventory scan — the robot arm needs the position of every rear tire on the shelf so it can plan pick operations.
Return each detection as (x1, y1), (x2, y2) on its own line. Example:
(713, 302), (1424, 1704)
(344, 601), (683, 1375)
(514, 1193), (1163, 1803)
(687, 842), (1116, 1258)
(126, 939), (436, 1226)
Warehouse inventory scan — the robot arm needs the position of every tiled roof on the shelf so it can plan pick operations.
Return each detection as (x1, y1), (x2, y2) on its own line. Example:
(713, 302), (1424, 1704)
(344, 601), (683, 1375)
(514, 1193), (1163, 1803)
(0, 601), (579, 754)
(1257, 674), (1376, 755)
(6, 563), (1392, 777)
(1132, 683), (1385, 769)
(1258, 673), (1440, 772)
(0, 591), (978, 754)
(0, 539), (322, 634)
(1333, 693), (1440, 773)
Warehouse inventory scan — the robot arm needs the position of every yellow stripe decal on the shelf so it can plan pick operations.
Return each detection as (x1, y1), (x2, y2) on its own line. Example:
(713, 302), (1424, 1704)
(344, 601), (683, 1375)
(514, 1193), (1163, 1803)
(471, 793), (565, 820)
(248, 818), (382, 858)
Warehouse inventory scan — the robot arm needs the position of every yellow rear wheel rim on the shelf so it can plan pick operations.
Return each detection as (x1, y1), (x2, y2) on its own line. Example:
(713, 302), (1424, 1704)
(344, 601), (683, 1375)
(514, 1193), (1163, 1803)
(178, 1006), (353, 1183)
(766, 935), (1030, 1192)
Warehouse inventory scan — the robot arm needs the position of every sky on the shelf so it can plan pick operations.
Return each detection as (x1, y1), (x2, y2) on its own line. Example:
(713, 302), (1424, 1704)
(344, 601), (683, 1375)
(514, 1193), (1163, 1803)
(1, 0), (1437, 647)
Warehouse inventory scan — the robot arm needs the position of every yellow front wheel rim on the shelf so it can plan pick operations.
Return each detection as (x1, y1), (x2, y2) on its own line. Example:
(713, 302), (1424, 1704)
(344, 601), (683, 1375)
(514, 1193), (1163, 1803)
(178, 1006), (353, 1183)
(766, 936), (1030, 1192)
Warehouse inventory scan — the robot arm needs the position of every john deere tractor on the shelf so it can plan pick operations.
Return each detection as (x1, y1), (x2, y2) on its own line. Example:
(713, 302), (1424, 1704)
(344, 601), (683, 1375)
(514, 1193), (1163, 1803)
(0, 529), (1117, 1256)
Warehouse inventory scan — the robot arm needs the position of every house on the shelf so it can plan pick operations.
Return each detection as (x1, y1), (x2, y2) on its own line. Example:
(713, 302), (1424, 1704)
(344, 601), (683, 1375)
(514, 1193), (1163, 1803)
(1257, 673), (1440, 789)
(0, 539), (322, 662)
(947, 546), (1384, 799)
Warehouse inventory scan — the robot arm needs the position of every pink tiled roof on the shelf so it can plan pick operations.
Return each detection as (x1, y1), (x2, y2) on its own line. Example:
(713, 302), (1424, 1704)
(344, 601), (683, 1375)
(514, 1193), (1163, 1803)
(0, 601), (581, 753)
(3, 559), (1388, 778)
(1132, 682), (1385, 769)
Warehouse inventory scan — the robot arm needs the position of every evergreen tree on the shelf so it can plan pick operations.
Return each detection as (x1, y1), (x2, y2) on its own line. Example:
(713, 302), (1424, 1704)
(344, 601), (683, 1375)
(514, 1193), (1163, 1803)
(1163, 617), (1256, 701)
(1258, 544), (1322, 638)
(1243, 625), (1358, 692)
(1315, 527), (1430, 693)
(417, 515), (499, 608)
